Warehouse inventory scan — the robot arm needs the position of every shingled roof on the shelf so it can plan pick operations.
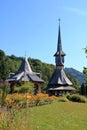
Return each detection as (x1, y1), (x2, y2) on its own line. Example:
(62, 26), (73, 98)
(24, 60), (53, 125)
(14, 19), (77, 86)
(7, 57), (44, 83)
(47, 20), (75, 92)
(48, 68), (72, 86)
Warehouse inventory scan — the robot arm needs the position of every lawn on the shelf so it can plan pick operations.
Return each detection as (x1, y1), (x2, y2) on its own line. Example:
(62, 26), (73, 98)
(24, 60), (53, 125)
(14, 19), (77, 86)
(28, 102), (87, 130)
(1, 101), (87, 130)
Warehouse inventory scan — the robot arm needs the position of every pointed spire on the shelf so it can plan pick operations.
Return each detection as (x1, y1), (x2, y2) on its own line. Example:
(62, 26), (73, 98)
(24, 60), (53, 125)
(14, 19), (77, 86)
(57, 19), (62, 52)
(57, 20), (64, 66)
(54, 19), (65, 57)
(18, 56), (32, 73)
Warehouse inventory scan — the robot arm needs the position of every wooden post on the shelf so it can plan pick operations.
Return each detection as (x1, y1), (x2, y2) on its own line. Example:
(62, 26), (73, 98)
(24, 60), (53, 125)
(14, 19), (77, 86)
(37, 83), (41, 93)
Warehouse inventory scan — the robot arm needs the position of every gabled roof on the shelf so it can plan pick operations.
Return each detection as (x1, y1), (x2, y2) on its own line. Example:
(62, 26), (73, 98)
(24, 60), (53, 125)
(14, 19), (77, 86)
(7, 57), (44, 83)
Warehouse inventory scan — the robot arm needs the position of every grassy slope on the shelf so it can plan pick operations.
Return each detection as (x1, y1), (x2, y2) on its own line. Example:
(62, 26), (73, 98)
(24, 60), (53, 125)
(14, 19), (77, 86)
(27, 101), (87, 130)
(1, 101), (87, 130)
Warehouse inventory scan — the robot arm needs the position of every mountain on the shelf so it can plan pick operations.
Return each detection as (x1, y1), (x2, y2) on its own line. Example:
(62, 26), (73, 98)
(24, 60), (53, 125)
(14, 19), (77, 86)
(65, 68), (87, 85)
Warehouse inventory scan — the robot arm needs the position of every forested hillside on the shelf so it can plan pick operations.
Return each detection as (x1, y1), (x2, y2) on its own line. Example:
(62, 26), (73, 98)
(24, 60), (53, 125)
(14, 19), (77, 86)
(0, 49), (81, 89)
(0, 50), (54, 85)
(65, 68), (86, 85)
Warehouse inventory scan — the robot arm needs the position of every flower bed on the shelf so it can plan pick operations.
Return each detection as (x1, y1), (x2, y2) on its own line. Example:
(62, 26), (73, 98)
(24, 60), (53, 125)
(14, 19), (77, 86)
(2, 93), (57, 109)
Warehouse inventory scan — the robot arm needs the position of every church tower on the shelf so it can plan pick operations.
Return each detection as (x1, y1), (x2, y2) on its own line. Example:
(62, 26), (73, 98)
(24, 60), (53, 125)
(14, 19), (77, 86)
(54, 19), (66, 67)
(46, 20), (75, 96)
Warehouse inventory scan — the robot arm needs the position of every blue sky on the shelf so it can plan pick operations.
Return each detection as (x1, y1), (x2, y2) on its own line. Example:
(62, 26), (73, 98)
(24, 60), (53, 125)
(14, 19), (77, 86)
(0, 0), (87, 72)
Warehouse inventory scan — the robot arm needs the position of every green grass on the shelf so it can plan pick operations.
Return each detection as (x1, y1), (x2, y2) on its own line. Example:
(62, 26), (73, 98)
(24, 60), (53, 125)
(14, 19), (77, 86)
(28, 102), (87, 130)
(1, 101), (87, 130)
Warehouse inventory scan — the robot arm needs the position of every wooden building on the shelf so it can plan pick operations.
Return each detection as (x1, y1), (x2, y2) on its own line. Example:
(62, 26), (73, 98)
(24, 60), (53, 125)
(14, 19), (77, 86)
(46, 21), (76, 96)
(7, 57), (44, 94)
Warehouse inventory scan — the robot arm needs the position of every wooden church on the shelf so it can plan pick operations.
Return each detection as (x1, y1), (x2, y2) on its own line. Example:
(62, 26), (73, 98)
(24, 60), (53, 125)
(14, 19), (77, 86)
(46, 21), (76, 96)
(7, 57), (44, 94)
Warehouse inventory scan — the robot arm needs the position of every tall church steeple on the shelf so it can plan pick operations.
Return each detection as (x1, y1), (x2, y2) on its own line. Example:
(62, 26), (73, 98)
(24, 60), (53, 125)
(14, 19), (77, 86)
(57, 19), (62, 52)
(46, 20), (75, 96)
(54, 19), (66, 67)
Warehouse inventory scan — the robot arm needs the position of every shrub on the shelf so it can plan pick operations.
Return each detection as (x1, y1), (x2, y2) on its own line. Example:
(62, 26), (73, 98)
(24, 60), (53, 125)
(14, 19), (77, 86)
(19, 86), (30, 93)
(35, 97), (41, 106)
(14, 82), (34, 94)
(58, 97), (69, 102)
(67, 94), (87, 103)
(0, 82), (10, 105)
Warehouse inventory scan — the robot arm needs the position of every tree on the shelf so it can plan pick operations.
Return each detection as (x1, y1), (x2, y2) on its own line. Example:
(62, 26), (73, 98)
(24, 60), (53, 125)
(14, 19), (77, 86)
(81, 47), (87, 95)
(83, 47), (87, 74)
(84, 47), (87, 54)
(66, 73), (80, 90)
(0, 50), (9, 80)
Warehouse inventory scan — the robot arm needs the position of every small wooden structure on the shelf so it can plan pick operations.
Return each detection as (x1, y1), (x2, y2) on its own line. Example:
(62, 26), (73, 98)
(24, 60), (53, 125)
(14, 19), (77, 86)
(7, 57), (44, 94)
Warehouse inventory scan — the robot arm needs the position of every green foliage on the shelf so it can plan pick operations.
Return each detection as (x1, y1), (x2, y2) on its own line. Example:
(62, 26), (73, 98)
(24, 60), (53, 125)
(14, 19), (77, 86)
(0, 49), (5, 60)
(81, 82), (87, 96)
(83, 67), (87, 74)
(0, 50), (9, 80)
(58, 96), (69, 102)
(8, 55), (22, 73)
(67, 94), (87, 103)
(84, 47), (87, 54)
(29, 58), (55, 85)
(35, 97), (41, 106)
(82, 47), (87, 94)
(0, 108), (29, 130)
(0, 82), (10, 104)
(1, 102), (87, 129)
(83, 47), (87, 78)
(0, 50), (23, 80)
(14, 82), (34, 94)
(66, 73), (80, 90)
(0, 49), (81, 92)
